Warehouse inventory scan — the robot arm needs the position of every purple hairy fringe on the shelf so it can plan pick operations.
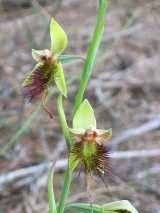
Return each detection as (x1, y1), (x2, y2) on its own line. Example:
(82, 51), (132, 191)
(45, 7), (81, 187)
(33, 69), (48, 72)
(70, 142), (111, 178)
(23, 64), (52, 101)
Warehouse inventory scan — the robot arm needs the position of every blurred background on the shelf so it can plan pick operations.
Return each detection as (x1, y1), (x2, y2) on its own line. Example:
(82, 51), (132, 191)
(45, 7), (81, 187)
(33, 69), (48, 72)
(0, 0), (160, 212)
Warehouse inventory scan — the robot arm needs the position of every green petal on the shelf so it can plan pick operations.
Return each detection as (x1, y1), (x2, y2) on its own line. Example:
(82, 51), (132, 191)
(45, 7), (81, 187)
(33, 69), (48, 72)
(50, 18), (68, 55)
(69, 128), (85, 143)
(32, 49), (51, 61)
(54, 62), (67, 97)
(73, 99), (96, 130)
(103, 200), (139, 213)
(69, 154), (80, 173)
(96, 128), (112, 143)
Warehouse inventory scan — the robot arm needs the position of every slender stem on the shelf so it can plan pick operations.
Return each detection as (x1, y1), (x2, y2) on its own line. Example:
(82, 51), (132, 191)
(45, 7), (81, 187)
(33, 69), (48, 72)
(73, 0), (108, 114)
(57, 166), (72, 213)
(57, 1), (108, 213)
(57, 94), (70, 151)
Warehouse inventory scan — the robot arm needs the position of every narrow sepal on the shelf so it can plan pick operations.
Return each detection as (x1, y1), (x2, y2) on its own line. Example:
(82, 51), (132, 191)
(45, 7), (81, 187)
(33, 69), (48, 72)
(69, 154), (81, 173)
(54, 62), (67, 97)
(96, 128), (112, 144)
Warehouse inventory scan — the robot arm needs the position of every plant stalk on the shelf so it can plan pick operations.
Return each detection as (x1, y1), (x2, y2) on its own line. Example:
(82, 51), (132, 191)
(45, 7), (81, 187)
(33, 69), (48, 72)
(73, 0), (108, 114)
(57, 94), (70, 151)
(57, 166), (72, 213)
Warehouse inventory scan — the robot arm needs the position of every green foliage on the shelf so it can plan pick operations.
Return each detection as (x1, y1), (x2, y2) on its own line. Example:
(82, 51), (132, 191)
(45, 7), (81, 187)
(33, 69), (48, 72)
(57, 95), (70, 150)
(48, 168), (57, 213)
(65, 201), (139, 213)
(73, 0), (108, 113)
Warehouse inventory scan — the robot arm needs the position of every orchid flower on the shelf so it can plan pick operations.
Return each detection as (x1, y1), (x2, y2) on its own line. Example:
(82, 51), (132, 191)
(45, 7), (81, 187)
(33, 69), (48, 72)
(69, 99), (112, 187)
(22, 18), (68, 118)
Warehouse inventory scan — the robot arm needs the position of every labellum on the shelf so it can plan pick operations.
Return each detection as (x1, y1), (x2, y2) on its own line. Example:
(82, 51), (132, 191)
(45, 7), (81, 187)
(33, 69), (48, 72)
(70, 129), (110, 177)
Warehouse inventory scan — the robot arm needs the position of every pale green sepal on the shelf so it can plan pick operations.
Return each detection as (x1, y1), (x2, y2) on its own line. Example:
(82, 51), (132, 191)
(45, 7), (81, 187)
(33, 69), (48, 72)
(69, 128), (85, 143)
(69, 155), (80, 173)
(48, 167), (57, 213)
(96, 128), (112, 143)
(59, 54), (85, 64)
(103, 200), (139, 213)
(50, 18), (68, 55)
(54, 62), (67, 97)
(32, 49), (51, 61)
(73, 99), (96, 130)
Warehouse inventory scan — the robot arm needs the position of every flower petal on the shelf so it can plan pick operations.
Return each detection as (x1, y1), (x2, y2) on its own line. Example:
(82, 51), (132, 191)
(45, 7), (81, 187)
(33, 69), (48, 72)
(69, 154), (81, 173)
(96, 128), (112, 144)
(32, 49), (51, 61)
(54, 62), (67, 97)
(69, 128), (85, 142)
(73, 99), (96, 130)
(50, 18), (68, 55)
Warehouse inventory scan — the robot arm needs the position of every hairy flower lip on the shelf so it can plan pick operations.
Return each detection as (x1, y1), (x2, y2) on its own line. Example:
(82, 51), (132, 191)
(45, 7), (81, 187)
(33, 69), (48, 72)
(70, 140), (111, 177)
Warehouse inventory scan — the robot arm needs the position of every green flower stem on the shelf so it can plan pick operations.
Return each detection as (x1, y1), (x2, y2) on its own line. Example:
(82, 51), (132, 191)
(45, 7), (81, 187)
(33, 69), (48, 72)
(73, 0), (108, 114)
(57, 94), (70, 150)
(57, 166), (72, 213)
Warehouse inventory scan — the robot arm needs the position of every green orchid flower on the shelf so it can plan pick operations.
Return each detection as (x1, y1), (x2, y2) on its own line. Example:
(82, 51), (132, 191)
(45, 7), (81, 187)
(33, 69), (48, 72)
(69, 99), (112, 181)
(22, 18), (68, 118)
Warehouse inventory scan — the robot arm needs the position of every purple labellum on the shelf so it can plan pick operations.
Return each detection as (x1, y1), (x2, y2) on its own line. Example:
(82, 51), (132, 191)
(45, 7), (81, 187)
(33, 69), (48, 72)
(23, 64), (53, 102)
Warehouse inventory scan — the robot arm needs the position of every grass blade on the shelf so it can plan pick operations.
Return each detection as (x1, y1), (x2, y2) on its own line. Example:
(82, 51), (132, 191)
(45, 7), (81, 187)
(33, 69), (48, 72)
(48, 167), (57, 213)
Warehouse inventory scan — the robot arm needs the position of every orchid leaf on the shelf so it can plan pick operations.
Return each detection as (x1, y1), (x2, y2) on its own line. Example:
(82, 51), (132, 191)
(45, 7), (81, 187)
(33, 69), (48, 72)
(65, 200), (139, 213)
(73, 99), (96, 130)
(54, 62), (67, 97)
(65, 203), (101, 213)
(50, 18), (68, 55)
